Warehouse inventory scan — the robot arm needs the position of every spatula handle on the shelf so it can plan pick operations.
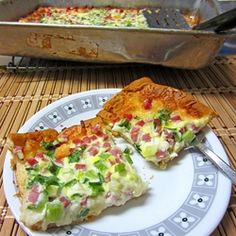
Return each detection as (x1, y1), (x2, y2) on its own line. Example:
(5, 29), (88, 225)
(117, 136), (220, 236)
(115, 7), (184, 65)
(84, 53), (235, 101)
(193, 8), (236, 33)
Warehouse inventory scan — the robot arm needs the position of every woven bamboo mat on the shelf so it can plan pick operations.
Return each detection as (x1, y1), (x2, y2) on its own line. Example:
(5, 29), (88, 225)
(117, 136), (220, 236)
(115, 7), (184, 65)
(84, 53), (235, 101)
(0, 56), (236, 236)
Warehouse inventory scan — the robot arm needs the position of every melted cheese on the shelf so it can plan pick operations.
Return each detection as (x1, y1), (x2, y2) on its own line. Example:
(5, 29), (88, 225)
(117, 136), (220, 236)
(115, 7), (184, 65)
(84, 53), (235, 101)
(22, 132), (146, 229)
(113, 113), (210, 168)
(20, 6), (148, 28)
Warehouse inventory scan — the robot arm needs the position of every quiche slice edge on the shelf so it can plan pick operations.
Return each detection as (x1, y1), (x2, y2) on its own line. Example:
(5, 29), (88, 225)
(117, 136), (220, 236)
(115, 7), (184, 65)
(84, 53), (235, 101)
(7, 117), (147, 231)
(97, 77), (217, 168)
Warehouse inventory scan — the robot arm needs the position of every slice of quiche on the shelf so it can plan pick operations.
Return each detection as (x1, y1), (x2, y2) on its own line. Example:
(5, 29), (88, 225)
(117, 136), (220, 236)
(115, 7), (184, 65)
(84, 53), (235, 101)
(7, 117), (146, 231)
(97, 77), (217, 169)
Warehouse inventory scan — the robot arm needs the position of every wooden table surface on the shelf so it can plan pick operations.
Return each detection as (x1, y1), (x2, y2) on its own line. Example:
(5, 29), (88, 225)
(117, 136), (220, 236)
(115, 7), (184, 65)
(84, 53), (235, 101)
(0, 56), (236, 236)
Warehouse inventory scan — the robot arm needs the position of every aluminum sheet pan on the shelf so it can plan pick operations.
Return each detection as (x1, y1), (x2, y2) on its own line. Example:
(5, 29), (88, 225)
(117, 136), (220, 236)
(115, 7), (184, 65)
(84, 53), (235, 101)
(0, 0), (227, 69)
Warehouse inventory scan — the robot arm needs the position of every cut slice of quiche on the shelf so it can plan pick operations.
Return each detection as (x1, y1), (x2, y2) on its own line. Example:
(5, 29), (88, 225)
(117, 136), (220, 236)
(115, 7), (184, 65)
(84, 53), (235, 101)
(97, 77), (217, 169)
(7, 117), (146, 231)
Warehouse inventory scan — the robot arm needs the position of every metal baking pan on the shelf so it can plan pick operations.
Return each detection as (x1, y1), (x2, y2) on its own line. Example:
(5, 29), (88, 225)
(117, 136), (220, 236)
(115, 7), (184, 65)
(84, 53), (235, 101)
(0, 0), (229, 69)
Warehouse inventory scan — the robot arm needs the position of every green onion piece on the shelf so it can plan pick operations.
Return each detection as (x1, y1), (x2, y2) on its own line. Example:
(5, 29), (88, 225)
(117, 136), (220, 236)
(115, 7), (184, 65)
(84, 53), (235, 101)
(89, 182), (104, 196)
(174, 131), (182, 142)
(94, 160), (107, 172)
(70, 193), (82, 200)
(125, 154), (133, 164)
(48, 162), (61, 175)
(123, 148), (133, 164)
(27, 175), (59, 188)
(182, 130), (195, 143)
(69, 149), (83, 163)
(78, 208), (90, 218)
(99, 152), (111, 159)
(134, 143), (141, 153)
(41, 141), (55, 150)
(45, 202), (64, 222)
(98, 172), (105, 183)
(85, 170), (98, 180)
(156, 109), (172, 124)
(26, 165), (39, 172)
(45, 150), (55, 159)
(115, 163), (126, 174)
(118, 119), (131, 130)
(64, 179), (77, 188)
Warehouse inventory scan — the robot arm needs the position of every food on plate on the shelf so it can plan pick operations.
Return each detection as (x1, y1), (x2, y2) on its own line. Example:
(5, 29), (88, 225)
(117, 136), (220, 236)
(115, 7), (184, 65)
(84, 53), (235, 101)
(7, 77), (217, 231)
(7, 117), (146, 230)
(97, 77), (217, 168)
(19, 6), (149, 27)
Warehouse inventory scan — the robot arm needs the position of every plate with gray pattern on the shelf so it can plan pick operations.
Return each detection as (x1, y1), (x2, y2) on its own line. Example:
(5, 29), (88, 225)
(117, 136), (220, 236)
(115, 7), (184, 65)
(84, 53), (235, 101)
(3, 89), (232, 236)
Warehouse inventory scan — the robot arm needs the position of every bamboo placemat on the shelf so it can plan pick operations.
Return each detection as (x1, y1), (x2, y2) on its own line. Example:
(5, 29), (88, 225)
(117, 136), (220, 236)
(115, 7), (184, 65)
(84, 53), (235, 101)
(0, 56), (236, 236)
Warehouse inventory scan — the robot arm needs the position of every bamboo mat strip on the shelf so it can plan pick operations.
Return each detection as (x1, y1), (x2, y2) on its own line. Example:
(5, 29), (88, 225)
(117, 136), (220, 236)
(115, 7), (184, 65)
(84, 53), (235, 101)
(0, 56), (236, 235)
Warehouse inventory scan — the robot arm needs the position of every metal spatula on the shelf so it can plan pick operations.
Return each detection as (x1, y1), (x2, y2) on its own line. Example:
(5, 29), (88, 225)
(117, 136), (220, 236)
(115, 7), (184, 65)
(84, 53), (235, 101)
(143, 8), (190, 29)
(186, 131), (236, 184)
(143, 7), (236, 33)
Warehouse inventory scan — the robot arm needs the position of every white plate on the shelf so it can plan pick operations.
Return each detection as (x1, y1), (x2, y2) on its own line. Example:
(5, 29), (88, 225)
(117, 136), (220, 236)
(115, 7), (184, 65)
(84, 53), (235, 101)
(3, 89), (232, 236)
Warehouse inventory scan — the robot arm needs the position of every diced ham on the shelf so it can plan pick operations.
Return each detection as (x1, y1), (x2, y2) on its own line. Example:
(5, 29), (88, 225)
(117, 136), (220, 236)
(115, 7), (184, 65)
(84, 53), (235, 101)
(88, 146), (99, 156)
(189, 123), (200, 133)
(163, 130), (173, 139)
(28, 185), (39, 204)
(142, 133), (151, 142)
(136, 120), (145, 127)
(154, 118), (161, 127)
(131, 132), (138, 142)
(124, 113), (133, 121)
(82, 136), (91, 145)
(75, 163), (86, 170)
(36, 152), (48, 161)
(59, 196), (71, 208)
(27, 158), (38, 166)
(55, 158), (63, 165)
(73, 138), (82, 145)
(103, 142), (111, 150)
(143, 98), (152, 110)
(170, 114), (182, 122)
(179, 127), (186, 134)
(131, 127), (140, 133)
(91, 124), (103, 136)
(36, 152), (44, 159)
(90, 135), (97, 141)
(110, 148), (122, 158)
(156, 150), (167, 159)
(130, 126), (140, 142)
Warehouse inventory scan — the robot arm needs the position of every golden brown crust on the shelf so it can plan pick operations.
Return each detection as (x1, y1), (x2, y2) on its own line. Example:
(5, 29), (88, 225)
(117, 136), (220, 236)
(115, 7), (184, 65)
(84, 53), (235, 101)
(97, 77), (217, 123)
(59, 117), (104, 139)
(7, 129), (59, 169)
(15, 162), (27, 198)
